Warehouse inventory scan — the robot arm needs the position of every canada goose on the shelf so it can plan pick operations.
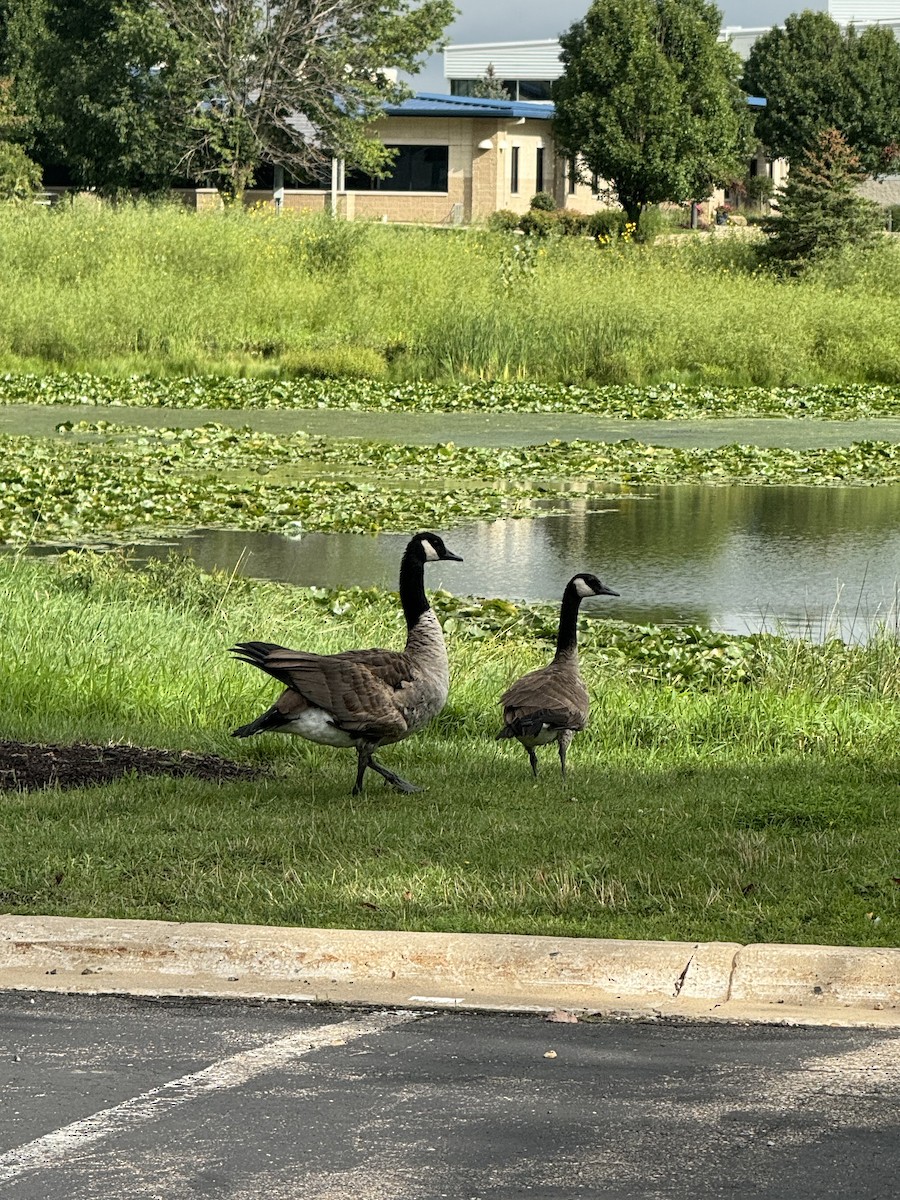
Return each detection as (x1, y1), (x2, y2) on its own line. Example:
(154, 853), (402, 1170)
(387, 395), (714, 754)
(497, 572), (618, 778)
(230, 531), (463, 794)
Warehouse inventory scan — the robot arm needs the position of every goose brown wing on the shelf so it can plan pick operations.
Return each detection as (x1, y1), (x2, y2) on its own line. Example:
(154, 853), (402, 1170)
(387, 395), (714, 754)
(500, 665), (588, 732)
(256, 648), (410, 738)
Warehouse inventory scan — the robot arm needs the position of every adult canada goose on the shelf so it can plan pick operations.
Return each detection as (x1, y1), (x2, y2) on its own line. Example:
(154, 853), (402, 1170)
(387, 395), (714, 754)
(230, 531), (463, 794)
(497, 572), (618, 778)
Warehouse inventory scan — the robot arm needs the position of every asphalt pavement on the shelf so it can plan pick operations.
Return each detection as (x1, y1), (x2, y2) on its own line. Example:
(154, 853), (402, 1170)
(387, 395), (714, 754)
(1, 990), (897, 1199)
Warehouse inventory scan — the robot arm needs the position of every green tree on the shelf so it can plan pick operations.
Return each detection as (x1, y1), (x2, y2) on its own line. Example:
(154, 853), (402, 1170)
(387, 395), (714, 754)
(762, 127), (882, 273)
(0, 76), (40, 199)
(552, 0), (752, 223)
(2, 0), (191, 195)
(0, 1), (46, 133)
(468, 63), (510, 100)
(153, 0), (457, 204)
(741, 11), (900, 171)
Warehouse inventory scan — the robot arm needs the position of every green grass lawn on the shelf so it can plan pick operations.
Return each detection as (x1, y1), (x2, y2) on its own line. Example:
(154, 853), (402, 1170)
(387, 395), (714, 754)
(1, 552), (897, 947)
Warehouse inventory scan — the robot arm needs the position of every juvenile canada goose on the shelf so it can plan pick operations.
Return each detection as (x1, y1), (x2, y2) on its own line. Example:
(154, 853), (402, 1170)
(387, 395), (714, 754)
(497, 572), (618, 778)
(230, 531), (463, 794)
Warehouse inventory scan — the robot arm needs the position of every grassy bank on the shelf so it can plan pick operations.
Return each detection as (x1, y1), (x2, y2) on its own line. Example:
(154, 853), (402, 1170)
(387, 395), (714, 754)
(2, 203), (900, 385)
(0, 552), (897, 946)
(4, 421), (900, 543)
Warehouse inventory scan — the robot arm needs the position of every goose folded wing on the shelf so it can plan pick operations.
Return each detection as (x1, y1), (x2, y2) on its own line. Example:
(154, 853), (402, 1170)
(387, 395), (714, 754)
(502, 703), (587, 735)
(262, 651), (409, 739)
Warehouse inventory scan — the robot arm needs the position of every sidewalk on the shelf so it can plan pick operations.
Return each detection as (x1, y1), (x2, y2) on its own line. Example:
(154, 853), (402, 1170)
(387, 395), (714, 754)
(1, 915), (897, 1028)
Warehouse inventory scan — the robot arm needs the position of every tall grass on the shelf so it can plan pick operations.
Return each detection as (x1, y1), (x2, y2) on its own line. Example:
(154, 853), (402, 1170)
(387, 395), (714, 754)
(0, 552), (897, 945)
(2, 201), (900, 385)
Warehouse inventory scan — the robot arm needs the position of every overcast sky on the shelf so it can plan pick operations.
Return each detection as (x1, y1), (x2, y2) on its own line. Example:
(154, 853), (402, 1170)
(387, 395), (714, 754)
(413, 1), (826, 89)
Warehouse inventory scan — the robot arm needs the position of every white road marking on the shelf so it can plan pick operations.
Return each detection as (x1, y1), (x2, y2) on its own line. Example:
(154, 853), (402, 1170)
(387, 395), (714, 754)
(0, 1009), (416, 1184)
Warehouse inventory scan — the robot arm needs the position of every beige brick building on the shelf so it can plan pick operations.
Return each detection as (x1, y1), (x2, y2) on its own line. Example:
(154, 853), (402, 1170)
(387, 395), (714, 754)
(240, 94), (562, 226)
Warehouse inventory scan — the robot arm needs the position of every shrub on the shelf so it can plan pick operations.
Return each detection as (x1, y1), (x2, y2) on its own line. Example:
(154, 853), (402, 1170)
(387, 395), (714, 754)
(519, 209), (556, 237)
(279, 345), (387, 379)
(744, 174), (775, 211)
(587, 209), (627, 240)
(0, 141), (41, 202)
(886, 204), (900, 233)
(529, 191), (557, 211)
(636, 205), (668, 243)
(487, 208), (520, 233)
(555, 210), (591, 236)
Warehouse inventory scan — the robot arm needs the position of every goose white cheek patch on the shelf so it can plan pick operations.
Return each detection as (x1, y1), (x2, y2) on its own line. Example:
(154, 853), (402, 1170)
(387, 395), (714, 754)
(575, 578), (597, 598)
(420, 540), (440, 561)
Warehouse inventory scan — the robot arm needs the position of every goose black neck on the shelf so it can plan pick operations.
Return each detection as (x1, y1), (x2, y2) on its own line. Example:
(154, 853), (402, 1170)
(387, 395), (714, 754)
(399, 551), (430, 628)
(555, 583), (583, 659)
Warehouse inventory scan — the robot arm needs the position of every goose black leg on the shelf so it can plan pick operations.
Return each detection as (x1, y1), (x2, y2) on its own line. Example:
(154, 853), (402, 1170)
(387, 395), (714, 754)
(557, 730), (573, 779)
(369, 757), (423, 794)
(527, 748), (539, 777)
(352, 744), (373, 795)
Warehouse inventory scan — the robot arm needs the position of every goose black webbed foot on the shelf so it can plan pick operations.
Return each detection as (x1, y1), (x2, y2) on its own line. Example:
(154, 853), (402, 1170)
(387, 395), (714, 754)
(370, 758), (423, 793)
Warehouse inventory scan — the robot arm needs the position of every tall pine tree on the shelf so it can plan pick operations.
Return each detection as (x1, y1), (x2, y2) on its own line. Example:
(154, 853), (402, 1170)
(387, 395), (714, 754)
(762, 127), (882, 273)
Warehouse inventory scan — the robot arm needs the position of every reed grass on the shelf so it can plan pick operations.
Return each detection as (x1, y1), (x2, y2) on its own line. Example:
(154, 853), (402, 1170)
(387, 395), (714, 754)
(0, 551), (897, 946)
(2, 202), (900, 385)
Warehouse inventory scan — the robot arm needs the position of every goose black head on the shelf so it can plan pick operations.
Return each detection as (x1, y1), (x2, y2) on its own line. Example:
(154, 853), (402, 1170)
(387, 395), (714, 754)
(407, 532), (464, 564)
(571, 572), (618, 599)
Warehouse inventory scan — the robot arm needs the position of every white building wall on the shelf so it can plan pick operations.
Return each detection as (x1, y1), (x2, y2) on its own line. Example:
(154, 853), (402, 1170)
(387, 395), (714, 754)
(829, 3), (900, 20)
(444, 40), (564, 80)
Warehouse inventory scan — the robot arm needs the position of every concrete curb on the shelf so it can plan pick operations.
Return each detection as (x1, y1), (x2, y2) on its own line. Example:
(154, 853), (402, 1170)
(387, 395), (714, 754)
(1, 915), (897, 1027)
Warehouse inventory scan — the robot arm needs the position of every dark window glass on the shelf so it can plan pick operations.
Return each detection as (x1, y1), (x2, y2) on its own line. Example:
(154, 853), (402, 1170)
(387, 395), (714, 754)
(345, 145), (449, 192)
(568, 158), (577, 194)
(510, 146), (520, 194)
(536, 147), (544, 194)
(748, 158), (759, 177)
(502, 80), (518, 99)
(517, 80), (553, 101)
(450, 80), (477, 96)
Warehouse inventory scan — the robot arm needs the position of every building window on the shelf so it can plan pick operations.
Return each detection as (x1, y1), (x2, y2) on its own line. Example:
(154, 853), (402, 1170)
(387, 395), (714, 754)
(450, 78), (514, 99)
(510, 146), (520, 194)
(449, 78), (551, 101)
(568, 158), (577, 195)
(345, 145), (449, 192)
(517, 80), (553, 101)
(536, 147), (544, 194)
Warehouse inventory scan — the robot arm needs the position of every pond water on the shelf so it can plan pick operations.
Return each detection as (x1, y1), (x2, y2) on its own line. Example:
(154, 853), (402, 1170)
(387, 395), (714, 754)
(45, 482), (900, 642)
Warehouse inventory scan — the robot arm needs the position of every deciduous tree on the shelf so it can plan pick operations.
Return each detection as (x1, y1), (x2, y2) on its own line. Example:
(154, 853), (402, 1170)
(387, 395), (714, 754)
(0, 76), (40, 199)
(552, 0), (752, 223)
(2, 0), (191, 195)
(741, 11), (900, 171)
(153, 0), (457, 203)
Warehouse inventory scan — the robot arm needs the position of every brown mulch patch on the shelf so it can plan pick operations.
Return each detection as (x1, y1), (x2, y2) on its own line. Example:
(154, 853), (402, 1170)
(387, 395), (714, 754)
(0, 740), (262, 793)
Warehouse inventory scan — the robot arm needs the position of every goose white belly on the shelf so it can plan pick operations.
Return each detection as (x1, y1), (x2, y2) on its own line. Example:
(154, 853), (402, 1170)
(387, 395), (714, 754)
(281, 707), (357, 748)
(519, 725), (562, 748)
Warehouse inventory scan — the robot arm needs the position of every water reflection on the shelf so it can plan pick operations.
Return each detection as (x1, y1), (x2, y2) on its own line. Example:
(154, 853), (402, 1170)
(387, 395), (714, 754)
(30, 483), (900, 641)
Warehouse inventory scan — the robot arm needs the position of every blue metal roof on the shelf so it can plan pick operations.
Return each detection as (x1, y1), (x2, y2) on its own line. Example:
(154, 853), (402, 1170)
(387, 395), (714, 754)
(382, 92), (555, 120)
(383, 91), (764, 118)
